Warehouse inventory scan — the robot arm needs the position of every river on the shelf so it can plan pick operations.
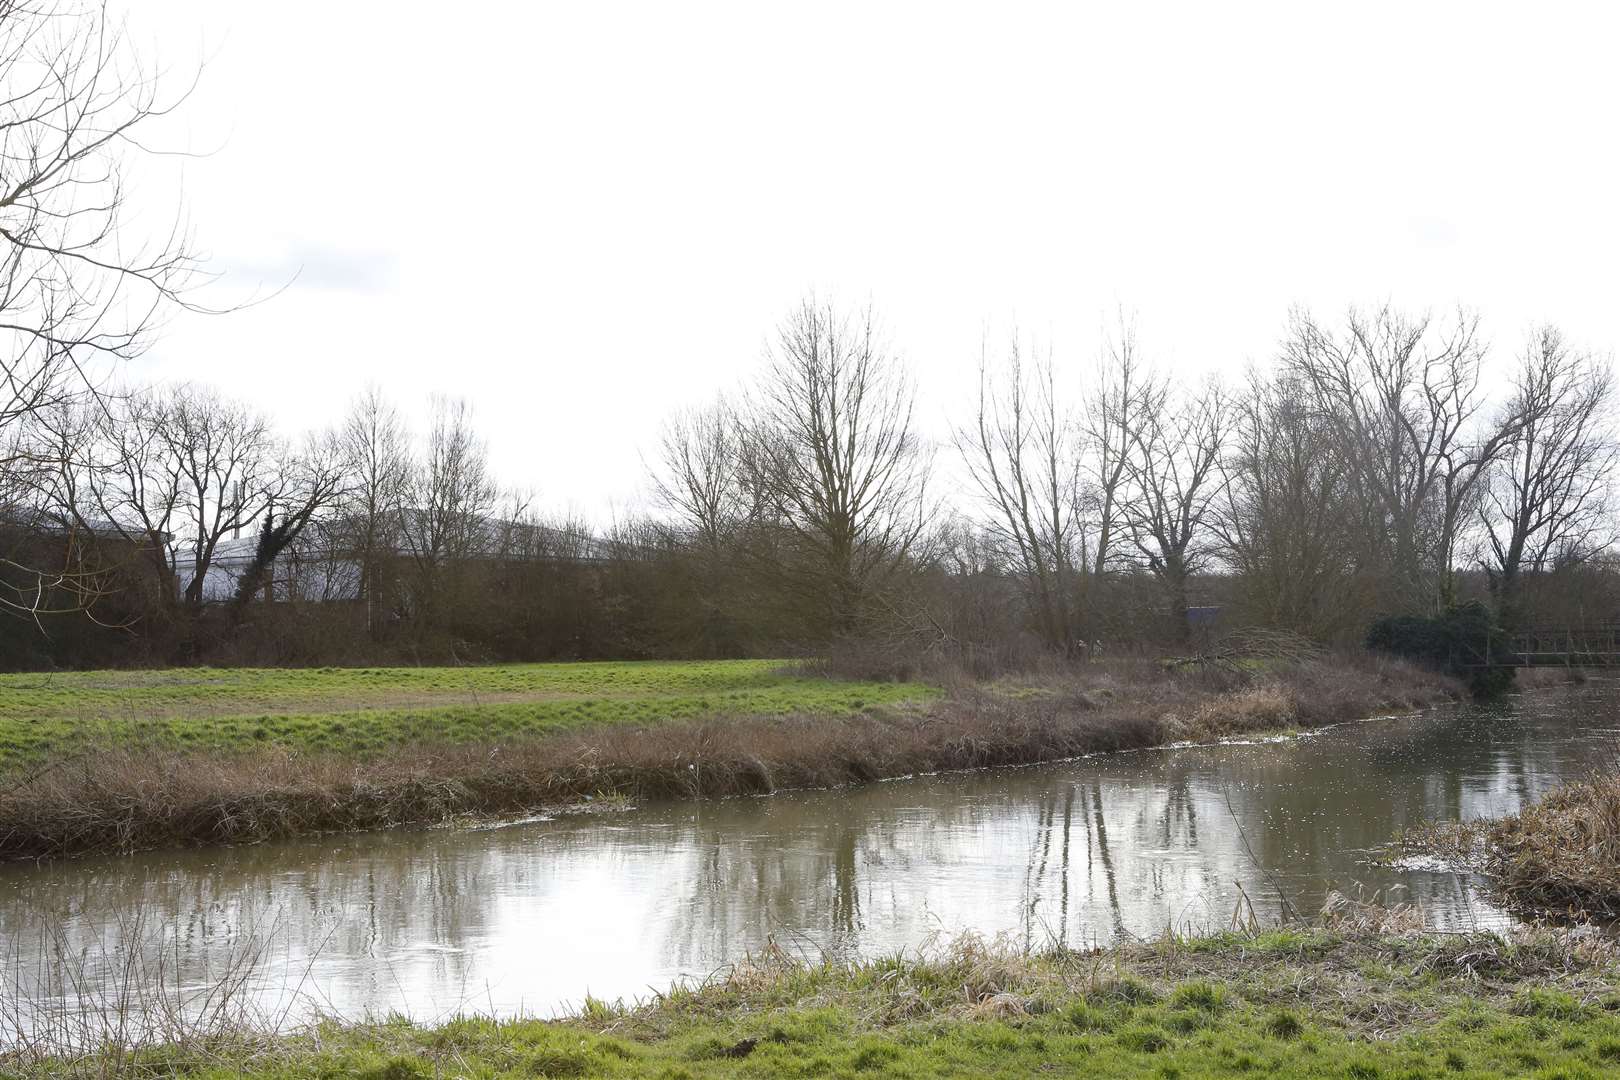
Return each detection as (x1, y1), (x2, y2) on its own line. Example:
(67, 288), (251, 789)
(2, 680), (1615, 1038)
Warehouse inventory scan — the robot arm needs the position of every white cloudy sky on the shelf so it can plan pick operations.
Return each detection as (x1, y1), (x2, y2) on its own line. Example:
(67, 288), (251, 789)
(127, 1), (1620, 519)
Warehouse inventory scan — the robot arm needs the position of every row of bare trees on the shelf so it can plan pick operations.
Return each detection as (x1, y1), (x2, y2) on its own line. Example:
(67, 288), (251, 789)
(942, 305), (1619, 652)
(1, 294), (1615, 668)
(1264, 308), (1614, 631)
(0, 382), (516, 659)
(646, 299), (1618, 661)
(954, 321), (1231, 651)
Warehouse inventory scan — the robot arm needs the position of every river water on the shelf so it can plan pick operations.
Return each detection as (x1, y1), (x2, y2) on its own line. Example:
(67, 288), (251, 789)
(2, 681), (1616, 1036)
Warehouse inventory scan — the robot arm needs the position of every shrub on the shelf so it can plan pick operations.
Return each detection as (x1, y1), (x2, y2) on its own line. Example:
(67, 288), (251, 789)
(1365, 600), (1514, 696)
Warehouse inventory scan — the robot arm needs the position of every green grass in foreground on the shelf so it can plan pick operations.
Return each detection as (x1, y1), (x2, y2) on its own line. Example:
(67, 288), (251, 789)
(0, 660), (936, 770)
(16, 929), (1620, 1079)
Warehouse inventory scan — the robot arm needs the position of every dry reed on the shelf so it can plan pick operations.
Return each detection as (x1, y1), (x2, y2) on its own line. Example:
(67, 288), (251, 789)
(0, 910), (295, 1076)
(1409, 772), (1620, 921)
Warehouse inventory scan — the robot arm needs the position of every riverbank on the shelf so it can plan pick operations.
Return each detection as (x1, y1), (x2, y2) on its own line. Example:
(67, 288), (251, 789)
(1403, 769), (1620, 922)
(0, 652), (1456, 861)
(0, 660), (935, 770)
(8, 917), (1619, 1079)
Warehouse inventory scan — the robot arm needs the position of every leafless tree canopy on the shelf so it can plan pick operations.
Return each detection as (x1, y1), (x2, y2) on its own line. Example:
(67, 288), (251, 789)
(958, 335), (1087, 655)
(653, 397), (750, 553)
(0, 2), (211, 623)
(1120, 373), (1229, 639)
(1217, 370), (1365, 639)
(749, 298), (931, 635)
(76, 385), (283, 611)
(227, 428), (349, 616)
(1479, 326), (1618, 606)
(1283, 305), (1521, 607)
(4, 288), (1620, 668)
(335, 386), (411, 634)
(1084, 320), (1143, 581)
(400, 395), (498, 621)
(0, 1), (205, 438)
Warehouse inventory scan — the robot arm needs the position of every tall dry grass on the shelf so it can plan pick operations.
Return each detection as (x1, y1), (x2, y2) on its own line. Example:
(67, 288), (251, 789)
(0, 653), (1457, 862)
(0, 910), (297, 1076)
(1511, 666), (1591, 689)
(1411, 773), (1620, 921)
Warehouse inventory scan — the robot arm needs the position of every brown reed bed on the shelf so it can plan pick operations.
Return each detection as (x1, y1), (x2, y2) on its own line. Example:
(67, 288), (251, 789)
(1405, 771), (1620, 922)
(0, 653), (1456, 862)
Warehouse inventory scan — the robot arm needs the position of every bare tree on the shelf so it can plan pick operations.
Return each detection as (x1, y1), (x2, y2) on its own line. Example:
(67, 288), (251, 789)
(160, 388), (284, 611)
(0, 400), (113, 621)
(26, 382), (291, 651)
(653, 396), (751, 553)
(1217, 369), (1367, 639)
(649, 395), (760, 652)
(1084, 315), (1144, 582)
(750, 298), (930, 637)
(82, 386), (282, 613)
(0, 3), (214, 620)
(227, 429), (349, 617)
(66, 391), (183, 612)
(1120, 374), (1229, 641)
(337, 386), (412, 635)
(1478, 326), (1618, 613)
(399, 395), (498, 626)
(957, 334), (1084, 655)
(1284, 305), (1520, 609)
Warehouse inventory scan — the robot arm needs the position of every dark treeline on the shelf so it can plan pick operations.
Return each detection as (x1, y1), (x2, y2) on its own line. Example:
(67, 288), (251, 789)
(2, 297), (1618, 671)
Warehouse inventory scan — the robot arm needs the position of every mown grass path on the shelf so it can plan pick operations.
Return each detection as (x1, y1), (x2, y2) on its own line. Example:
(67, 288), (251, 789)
(0, 660), (936, 770)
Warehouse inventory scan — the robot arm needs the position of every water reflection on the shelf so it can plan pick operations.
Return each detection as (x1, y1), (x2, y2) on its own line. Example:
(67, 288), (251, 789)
(2, 681), (1616, 1031)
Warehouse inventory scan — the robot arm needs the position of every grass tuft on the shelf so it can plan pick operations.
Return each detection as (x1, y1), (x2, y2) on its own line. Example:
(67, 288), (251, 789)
(1263, 1008), (1304, 1040)
(1117, 1024), (1172, 1053)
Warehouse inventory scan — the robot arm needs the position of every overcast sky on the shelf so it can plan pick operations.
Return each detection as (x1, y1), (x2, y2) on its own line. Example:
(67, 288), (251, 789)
(129, 1), (1620, 520)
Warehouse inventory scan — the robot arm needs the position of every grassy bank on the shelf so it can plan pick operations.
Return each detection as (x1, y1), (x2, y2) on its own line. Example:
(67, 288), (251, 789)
(8, 919), (1620, 1079)
(0, 653), (1455, 861)
(1404, 771), (1620, 922)
(0, 660), (933, 770)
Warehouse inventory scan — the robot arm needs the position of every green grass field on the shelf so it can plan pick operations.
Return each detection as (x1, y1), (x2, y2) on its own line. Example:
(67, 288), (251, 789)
(0, 660), (936, 771)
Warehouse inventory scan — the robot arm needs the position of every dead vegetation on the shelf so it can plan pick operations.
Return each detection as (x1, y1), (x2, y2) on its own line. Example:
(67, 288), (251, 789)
(1512, 665), (1592, 689)
(1405, 771), (1620, 922)
(1, 910), (288, 1071)
(0, 654), (1456, 861)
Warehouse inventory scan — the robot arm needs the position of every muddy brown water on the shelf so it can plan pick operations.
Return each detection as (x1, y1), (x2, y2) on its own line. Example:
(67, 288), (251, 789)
(2, 680), (1617, 1039)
